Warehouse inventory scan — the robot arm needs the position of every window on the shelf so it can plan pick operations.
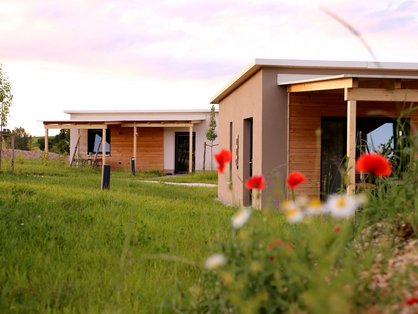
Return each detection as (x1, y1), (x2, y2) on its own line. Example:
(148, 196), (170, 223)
(88, 129), (111, 155)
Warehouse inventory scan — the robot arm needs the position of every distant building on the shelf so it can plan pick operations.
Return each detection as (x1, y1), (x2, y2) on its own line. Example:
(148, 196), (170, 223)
(43, 109), (218, 173)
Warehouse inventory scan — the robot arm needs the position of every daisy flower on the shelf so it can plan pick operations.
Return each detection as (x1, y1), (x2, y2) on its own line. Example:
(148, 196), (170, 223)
(204, 253), (226, 270)
(326, 194), (361, 218)
(231, 207), (251, 229)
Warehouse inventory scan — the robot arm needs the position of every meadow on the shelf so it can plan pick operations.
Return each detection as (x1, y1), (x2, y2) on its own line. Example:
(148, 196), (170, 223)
(0, 157), (417, 313)
(0, 159), (231, 313)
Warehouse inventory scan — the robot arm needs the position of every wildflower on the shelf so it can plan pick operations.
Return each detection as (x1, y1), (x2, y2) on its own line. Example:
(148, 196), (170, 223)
(281, 200), (304, 223)
(286, 171), (306, 189)
(334, 225), (341, 233)
(305, 198), (325, 216)
(204, 253), (226, 270)
(214, 149), (232, 174)
(405, 296), (418, 305)
(326, 194), (360, 218)
(245, 175), (265, 191)
(356, 153), (392, 177)
(286, 208), (304, 223)
(231, 207), (251, 229)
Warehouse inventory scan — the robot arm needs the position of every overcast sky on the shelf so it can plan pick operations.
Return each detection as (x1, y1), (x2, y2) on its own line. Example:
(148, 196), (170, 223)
(1, 0), (418, 135)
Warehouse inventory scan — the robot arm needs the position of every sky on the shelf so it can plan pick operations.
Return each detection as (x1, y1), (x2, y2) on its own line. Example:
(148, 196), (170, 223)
(1, 0), (418, 135)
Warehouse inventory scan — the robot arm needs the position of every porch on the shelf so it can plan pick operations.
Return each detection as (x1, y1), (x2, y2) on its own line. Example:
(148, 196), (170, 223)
(281, 75), (418, 198)
(43, 120), (202, 173)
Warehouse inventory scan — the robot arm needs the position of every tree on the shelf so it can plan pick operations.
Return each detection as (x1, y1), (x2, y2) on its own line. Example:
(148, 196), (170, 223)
(37, 129), (70, 155)
(0, 64), (13, 170)
(205, 105), (217, 170)
(11, 127), (32, 150)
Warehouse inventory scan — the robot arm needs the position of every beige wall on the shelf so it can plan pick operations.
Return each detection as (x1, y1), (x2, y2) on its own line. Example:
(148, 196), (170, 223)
(218, 70), (263, 208)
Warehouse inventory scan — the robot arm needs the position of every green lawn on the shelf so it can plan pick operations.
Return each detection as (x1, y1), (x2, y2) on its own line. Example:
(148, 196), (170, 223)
(0, 158), (416, 313)
(0, 160), (230, 313)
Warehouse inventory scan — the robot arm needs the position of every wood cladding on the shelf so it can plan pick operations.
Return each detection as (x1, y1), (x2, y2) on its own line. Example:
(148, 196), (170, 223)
(289, 92), (418, 198)
(78, 125), (164, 171)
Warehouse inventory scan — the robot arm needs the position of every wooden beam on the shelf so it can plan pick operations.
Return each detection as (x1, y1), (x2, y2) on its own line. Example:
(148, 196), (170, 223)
(189, 125), (193, 173)
(346, 100), (357, 195)
(44, 124), (108, 130)
(121, 122), (193, 128)
(345, 88), (418, 102)
(287, 77), (354, 93)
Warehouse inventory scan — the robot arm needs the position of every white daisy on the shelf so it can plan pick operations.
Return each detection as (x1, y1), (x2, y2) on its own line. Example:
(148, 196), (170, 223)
(231, 207), (251, 229)
(305, 198), (325, 216)
(204, 253), (226, 270)
(326, 194), (360, 218)
(281, 200), (304, 223)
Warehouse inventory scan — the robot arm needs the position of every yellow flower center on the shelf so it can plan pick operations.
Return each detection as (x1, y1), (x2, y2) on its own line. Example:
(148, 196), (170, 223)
(336, 197), (346, 209)
(309, 199), (322, 208)
(287, 208), (299, 218)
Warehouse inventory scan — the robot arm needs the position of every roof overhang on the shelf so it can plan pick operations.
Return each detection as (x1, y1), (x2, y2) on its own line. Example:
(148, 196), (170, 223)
(210, 59), (418, 104)
(43, 119), (204, 129)
(281, 74), (418, 102)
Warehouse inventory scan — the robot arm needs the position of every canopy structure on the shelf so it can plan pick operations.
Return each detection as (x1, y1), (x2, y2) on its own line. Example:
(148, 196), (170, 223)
(281, 74), (418, 193)
(43, 115), (206, 173)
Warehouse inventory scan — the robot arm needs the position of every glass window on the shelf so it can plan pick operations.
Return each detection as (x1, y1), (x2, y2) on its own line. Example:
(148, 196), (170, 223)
(88, 129), (111, 154)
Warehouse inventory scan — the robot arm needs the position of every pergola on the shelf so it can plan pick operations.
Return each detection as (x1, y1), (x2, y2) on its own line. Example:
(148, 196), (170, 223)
(43, 119), (202, 173)
(282, 74), (418, 194)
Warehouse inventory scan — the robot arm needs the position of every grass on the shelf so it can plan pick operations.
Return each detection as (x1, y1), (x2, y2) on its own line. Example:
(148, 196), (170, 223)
(0, 158), (417, 313)
(0, 159), (229, 313)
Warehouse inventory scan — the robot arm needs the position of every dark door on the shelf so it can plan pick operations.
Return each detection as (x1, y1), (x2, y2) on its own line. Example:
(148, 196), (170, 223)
(175, 132), (195, 174)
(243, 118), (253, 206)
(321, 118), (347, 197)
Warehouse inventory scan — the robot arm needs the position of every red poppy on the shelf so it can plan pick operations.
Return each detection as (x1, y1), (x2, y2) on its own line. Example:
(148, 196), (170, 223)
(214, 149), (232, 173)
(405, 296), (418, 305)
(286, 171), (306, 189)
(356, 153), (392, 177)
(334, 225), (341, 233)
(245, 175), (265, 191)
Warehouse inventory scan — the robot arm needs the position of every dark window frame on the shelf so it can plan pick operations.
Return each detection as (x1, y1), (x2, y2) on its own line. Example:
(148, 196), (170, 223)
(87, 129), (111, 155)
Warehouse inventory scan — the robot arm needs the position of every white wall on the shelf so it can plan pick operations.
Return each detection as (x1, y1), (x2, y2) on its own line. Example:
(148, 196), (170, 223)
(163, 112), (219, 173)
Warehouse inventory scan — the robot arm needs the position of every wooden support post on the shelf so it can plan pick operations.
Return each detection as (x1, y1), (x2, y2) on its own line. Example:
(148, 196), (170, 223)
(102, 128), (106, 168)
(347, 100), (357, 194)
(44, 127), (49, 159)
(133, 125), (137, 172)
(189, 125), (193, 173)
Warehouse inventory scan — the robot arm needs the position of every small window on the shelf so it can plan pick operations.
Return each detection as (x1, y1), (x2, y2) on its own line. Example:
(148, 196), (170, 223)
(88, 129), (111, 154)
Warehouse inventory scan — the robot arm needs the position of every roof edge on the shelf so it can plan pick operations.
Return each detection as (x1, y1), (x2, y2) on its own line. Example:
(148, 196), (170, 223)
(210, 58), (418, 104)
(64, 109), (217, 114)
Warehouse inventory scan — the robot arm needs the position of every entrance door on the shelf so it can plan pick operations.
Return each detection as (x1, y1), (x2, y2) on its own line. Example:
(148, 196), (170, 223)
(243, 118), (253, 206)
(321, 117), (400, 197)
(175, 132), (195, 174)
(321, 118), (347, 196)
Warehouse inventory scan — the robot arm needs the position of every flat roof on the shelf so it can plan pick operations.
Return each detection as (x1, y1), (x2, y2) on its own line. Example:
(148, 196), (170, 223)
(210, 59), (418, 104)
(64, 109), (216, 114)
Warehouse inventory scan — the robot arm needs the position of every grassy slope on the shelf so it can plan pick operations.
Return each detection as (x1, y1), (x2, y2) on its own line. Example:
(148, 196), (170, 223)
(0, 160), (231, 313)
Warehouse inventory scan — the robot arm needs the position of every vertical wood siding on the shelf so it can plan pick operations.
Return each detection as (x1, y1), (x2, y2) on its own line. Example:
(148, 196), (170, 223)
(289, 92), (418, 198)
(78, 125), (164, 171)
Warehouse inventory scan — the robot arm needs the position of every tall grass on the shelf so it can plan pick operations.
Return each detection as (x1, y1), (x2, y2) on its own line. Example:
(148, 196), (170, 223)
(0, 160), (230, 313)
